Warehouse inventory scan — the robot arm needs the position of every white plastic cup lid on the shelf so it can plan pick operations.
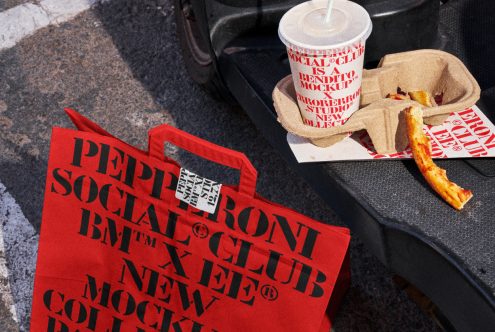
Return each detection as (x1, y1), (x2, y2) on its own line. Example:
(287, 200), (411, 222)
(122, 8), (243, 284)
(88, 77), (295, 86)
(279, 0), (372, 51)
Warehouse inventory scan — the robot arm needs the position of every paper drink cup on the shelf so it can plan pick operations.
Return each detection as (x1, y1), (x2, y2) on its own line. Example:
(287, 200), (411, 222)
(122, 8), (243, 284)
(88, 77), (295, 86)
(279, 0), (372, 128)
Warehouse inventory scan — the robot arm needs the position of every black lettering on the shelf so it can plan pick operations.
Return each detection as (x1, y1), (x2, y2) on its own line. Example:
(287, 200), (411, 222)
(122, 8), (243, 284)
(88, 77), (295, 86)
(160, 244), (190, 278)
(309, 270), (326, 298)
(82, 274), (111, 308)
(146, 206), (190, 245)
(176, 281), (219, 317)
(97, 143), (110, 174)
(151, 168), (165, 199)
(238, 208), (269, 237)
(50, 168), (72, 196)
(73, 175), (99, 203)
(223, 196), (236, 230)
(63, 299), (87, 323)
(46, 316), (69, 332)
(98, 184), (124, 216)
(208, 232), (234, 263)
(71, 138), (99, 168)
(111, 290), (136, 315)
(299, 226), (320, 259)
(101, 217), (132, 254)
(43, 289), (64, 315)
(123, 155), (137, 188)
(108, 147), (125, 182)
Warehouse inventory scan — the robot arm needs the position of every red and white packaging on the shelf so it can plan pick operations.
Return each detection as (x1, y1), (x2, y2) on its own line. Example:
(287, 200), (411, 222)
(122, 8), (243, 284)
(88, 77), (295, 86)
(288, 105), (495, 162)
(279, 0), (372, 128)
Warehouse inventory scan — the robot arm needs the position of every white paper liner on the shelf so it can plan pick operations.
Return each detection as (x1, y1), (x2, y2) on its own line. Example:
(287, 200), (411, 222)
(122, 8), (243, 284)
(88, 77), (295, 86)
(288, 105), (495, 162)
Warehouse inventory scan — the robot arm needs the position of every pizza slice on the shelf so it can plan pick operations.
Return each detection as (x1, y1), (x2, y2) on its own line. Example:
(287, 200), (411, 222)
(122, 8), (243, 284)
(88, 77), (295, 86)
(386, 87), (410, 101)
(408, 90), (437, 107)
(387, 88), (441, 107)
(405, 106), (473, 210)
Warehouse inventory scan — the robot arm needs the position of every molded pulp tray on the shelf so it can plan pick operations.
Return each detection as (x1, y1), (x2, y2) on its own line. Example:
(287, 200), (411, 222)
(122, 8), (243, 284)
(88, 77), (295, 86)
(273, 49), (481, 154)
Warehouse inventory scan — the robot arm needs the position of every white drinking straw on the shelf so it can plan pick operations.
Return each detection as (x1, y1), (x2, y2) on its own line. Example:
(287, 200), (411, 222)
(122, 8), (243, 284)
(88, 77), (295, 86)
(324, 0), (334, 24)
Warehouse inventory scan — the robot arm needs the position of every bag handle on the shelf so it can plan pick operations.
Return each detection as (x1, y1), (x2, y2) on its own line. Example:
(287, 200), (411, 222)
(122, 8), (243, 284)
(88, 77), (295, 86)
(64, 108), (115, 137)
(148, 124), (257, 197)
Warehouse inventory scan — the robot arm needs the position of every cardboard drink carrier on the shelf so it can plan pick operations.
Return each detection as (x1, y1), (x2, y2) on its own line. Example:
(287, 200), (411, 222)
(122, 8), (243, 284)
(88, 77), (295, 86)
(273, 49), (481, 154)
(30, 109), (351, 331)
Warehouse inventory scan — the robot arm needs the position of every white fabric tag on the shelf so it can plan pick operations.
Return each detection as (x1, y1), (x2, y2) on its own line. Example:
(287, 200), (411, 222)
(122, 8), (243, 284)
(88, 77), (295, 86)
(175, 168), (222, 214)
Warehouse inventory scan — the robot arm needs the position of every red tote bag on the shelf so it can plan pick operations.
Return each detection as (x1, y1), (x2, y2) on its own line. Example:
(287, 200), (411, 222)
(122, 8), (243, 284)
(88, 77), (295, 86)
(30, 109), (351, 332)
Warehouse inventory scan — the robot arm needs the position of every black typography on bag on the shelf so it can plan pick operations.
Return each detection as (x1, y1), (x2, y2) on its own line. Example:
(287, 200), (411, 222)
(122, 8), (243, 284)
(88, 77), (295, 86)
(41, 136), (327, 331)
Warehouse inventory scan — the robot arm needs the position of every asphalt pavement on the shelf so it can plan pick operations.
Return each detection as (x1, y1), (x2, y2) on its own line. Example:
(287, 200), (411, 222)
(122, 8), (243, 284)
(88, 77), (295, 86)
(0, 0), (440, 331)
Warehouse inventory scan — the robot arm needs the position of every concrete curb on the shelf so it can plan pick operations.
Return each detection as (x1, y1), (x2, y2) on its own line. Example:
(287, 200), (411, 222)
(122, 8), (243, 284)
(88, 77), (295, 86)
(0, 182), (39, 331)
(0, 0), (99, 51)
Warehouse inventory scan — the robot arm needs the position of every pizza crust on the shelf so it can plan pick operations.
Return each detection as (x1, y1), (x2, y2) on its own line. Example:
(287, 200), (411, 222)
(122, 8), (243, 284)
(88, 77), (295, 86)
(405, 106), (473, 210)
(387, 88), (440, 107)
(408, 90), (437, 107)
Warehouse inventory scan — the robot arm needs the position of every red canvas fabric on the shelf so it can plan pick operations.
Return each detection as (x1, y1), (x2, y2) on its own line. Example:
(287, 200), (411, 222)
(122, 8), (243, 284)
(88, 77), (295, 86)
(30, 109), (351, 332)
